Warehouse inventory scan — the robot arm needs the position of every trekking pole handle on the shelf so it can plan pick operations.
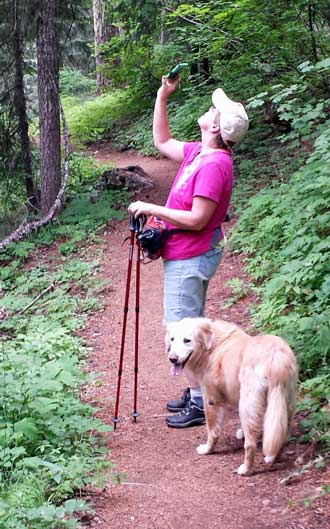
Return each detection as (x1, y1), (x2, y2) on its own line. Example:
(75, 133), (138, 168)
(129, 214), (146, 234)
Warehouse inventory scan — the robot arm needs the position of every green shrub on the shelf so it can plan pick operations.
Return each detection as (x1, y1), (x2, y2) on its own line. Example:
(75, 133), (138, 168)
(231, 59), (330, 380)
(62, 90), (130, 145)
(297, 371), (330, 447)
(0, 182), (130, 527)
(229, 63), (330, 451)
(60, 69), (96, 98)
(67, 153), (110, 198)
(232, 123), (330, 378)
(112, 90), (223, 155)
(0, 258), (113, 528)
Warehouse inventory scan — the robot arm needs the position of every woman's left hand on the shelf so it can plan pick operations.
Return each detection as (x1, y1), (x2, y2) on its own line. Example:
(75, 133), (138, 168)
(128, 201), (155, 218)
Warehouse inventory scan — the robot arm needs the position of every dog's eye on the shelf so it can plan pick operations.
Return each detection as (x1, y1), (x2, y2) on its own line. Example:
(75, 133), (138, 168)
(170, 337), (174, 341)
(183, 338), (191, 344)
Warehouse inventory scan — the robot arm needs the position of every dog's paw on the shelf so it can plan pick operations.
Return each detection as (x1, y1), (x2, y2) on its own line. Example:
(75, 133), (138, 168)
(196, 443), (211, 455)
(236, 464), (253, 476)
(264, 455), (275, 464)
(236, 428), (244, 440)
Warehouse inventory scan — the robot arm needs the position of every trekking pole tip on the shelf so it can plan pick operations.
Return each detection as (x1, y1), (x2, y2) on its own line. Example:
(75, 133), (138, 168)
(112, 417), (120, 430)
(131, 411), (140, 422)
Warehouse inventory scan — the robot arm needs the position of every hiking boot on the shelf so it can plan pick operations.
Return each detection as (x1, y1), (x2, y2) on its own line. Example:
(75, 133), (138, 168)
(167, 387), (191, 412)
(166, 400), (205, 428)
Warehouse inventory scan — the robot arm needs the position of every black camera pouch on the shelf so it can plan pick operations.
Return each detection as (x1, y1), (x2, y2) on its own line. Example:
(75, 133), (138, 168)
(137, 228), (166, 260)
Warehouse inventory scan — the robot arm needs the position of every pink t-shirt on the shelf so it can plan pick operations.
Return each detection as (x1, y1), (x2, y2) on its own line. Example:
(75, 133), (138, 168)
(161, 142), (234, 260)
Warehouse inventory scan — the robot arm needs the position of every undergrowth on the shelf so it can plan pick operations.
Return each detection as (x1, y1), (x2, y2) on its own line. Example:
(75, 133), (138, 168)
(62, 90), (134, 147)
(111, 90), (210, 155)
(0, 184), (130, 528)
(231, 60), (330, 449)
(61, 84), (218, 155)
(0, 152), (114, 240)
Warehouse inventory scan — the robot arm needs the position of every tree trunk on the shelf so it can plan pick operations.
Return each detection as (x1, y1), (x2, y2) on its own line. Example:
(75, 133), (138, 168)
(93, 0), (106, 93)
(37, 0), (61, 216)
(13, 0), (38, 210)
(308, 1), (318, 62)
(160, 7), (166, 45)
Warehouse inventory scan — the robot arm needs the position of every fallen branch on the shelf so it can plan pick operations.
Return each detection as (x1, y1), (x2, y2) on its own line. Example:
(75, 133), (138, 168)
(16, 282), (57, 316)
(0, 100), (70, 253)
(1, 279), (74, 321)
(121, 482), (157, 487)
(280, 454), (328, 485)
(94, 512), (112, 528)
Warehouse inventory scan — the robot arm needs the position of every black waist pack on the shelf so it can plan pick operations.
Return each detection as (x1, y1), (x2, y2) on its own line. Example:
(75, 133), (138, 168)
(137, 227), (169, 261)
(137, 213), (230, 262)
(137, 214), (185, 261)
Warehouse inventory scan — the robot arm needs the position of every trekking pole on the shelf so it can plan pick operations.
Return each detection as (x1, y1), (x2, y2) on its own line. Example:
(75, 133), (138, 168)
(132, 228), (142, 422)
(112, 218), (135, 430)
(112, 214), (146, 430)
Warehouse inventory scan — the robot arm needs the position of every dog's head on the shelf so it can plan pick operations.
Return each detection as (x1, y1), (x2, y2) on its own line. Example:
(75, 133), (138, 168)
(166, 317), (214, 373)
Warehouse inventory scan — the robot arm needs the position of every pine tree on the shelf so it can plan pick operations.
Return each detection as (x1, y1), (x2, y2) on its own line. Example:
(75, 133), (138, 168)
(37, 0), (61, 216)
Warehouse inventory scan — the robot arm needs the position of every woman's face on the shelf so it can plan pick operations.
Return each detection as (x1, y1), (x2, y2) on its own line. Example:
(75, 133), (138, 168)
(197, 106), (220, 131)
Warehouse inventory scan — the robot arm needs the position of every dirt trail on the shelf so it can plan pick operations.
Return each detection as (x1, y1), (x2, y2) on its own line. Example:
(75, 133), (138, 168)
(82, 148), (329, 529)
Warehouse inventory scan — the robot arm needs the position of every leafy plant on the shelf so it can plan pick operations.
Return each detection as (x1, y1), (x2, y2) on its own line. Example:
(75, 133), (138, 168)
(0, 184), (129, 528)
(67, 153), (109, 198)
(60, 69), (95, 98)
(223, 278), (249, 308)
(61, 91), (130, 145)
(232, 66), (330, 376)
(297, 372), (330, 446)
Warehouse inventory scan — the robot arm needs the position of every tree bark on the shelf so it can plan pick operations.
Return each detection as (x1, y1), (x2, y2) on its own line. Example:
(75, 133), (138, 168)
(308, 1), (318, 62)
(93, 0), (106, 93)
(0, 102), (71, 252)
(37, 0), (61, 216)
(13, 0), (38, 210)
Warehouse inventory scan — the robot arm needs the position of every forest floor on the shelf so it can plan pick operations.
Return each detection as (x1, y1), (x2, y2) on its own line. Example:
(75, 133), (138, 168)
(79, 147), (329, 529)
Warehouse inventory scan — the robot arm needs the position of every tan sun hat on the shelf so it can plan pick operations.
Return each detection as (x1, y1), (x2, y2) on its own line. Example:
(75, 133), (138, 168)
(212, 88), (249, 145)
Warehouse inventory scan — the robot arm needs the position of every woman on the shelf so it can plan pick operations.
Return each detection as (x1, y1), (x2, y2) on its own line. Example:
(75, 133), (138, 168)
(128, 75), (248, 428)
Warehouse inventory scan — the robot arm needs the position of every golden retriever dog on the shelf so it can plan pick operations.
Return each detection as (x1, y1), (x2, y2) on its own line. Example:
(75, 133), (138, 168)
(166, 317), (297, 476)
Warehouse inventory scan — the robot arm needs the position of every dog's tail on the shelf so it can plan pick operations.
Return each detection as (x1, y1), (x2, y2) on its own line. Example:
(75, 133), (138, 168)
(263, 384), (289, 462)
(261, 338), (297, 463)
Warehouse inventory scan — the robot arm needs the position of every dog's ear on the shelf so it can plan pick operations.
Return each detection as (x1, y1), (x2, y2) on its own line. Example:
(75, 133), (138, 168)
(199, 320), (215, 351)
(164, 331), (171, 353)
(164, 323), (173, 353)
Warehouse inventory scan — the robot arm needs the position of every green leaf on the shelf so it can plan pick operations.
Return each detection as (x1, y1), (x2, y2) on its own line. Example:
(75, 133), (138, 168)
(14, 419), (39, 441)
(57, 370), (76, 387)
(64, 499), (89, 513)
(315, 57), (330, 70)
(297, 60), (313, 72)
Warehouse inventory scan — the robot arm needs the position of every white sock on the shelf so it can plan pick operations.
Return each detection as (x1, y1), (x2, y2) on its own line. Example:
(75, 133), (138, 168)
(189, 388), (203, 407)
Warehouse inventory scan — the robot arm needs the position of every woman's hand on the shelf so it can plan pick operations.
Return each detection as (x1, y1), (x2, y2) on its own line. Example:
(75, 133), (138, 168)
(128, 201), (155, 218)
(157, 75), (180, 99)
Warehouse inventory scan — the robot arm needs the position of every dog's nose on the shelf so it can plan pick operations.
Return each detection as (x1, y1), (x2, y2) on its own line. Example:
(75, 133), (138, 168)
(169, 356), (178, 364)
